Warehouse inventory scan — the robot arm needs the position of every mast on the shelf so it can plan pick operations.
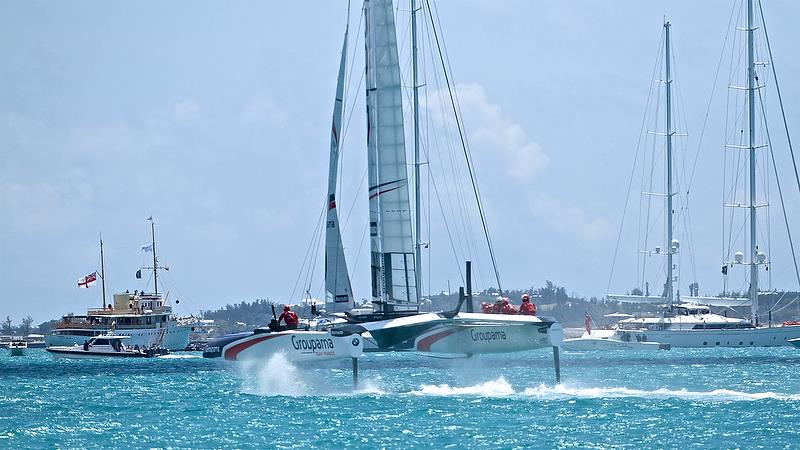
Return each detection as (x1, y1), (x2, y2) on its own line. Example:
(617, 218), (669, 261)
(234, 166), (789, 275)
(149, 217), (158, 296)
(747, 0), (758, 324)
(100, 235), (107, 308)
(412, 0), (422, 305)
(365, 0), (417, 314)
(664, 20), (675, 306)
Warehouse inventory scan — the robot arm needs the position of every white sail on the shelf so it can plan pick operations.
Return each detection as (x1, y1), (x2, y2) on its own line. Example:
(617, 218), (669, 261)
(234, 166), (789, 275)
(365, 0), (417, 312)
(325, 27), (354, 313)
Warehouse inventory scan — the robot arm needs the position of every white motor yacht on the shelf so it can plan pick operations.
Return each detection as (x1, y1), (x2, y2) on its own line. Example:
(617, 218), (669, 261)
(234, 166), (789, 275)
(46, 335), (168, 358)
(613, 304), (800, 348)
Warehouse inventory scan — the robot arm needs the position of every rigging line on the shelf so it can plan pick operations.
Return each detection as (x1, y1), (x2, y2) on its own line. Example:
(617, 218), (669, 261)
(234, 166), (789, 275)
(641, 67), (664, 289)
(289, 200), (327, 303)
(429, 3), (488, 280)
(305, 208), (326, 299)
(606, 29), (664, 295)
(684, 1), (739, 196)
(758, 0), (800, 197)
(758, 88), (800, 291)
(425, 0), (501, 292)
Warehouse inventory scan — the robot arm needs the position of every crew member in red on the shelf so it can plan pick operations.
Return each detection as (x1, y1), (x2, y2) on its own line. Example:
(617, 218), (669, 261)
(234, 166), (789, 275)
(500, 298), (517, 315)
(278, 305), (299, 329)
(518, 294), (536, 315)
(481, 302), (494, 314)
(492, 299), (503, 314)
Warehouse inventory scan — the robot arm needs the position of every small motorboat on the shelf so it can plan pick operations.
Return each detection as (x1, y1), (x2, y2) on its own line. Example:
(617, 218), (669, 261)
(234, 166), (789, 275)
(789, 338), (800, 349)
(46, 335), (169, 358)
(9, 339), (27, 356)
(562, 330), (671, 351)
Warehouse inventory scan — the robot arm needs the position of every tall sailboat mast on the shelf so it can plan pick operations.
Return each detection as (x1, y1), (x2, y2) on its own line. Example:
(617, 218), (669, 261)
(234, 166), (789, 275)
(99, 235), (107, 308)
(411, 0), (422, 305)
(746, 0), (759, 324)
(149, 217), (158, 296)
(664, 20), (675, 306)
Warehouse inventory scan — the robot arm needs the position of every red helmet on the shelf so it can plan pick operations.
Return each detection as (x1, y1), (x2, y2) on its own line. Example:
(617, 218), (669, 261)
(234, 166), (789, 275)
(283, 305), (290, 311)
(522, 294), (530, 302)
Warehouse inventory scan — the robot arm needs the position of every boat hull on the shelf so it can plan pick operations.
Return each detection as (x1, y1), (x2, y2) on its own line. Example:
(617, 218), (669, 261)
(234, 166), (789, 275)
(204, 330), (363, 362)
(46, 347), (150, 359)
(787, 337), (800, 348)
(45, 324), (191, 351)
(348, 312), (563, 355)
(9, 348), (26, 356)
(562, 337), (669, 351)
(623, 324), (800, 347)
(415, 322), (561, 355)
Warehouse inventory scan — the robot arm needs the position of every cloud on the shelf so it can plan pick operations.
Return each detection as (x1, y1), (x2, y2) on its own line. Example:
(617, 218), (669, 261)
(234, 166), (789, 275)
(240, 94), (288, 127)
(443, 83), (548, 178)
(529, 192), (613, 242)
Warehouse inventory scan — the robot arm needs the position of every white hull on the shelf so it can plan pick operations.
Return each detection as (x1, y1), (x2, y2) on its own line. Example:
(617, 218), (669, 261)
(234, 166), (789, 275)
(45, 324), (191, 351)
(790, 338), (800, 348)
(46, 346), (155, 359)
(562, 336), (668, 352)
(415, 321), (562, 355)
(210, 330), (363, 362)
(353, 312), (562, 355)
(624, 324), (800, 348)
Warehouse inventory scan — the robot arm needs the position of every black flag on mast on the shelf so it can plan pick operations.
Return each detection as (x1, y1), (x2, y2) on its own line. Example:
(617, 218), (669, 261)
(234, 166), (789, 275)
(135, 269), (142, 279)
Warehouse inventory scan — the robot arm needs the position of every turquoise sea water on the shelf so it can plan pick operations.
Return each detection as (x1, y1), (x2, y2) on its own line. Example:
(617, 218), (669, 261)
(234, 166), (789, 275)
(1, 347), (799, 449)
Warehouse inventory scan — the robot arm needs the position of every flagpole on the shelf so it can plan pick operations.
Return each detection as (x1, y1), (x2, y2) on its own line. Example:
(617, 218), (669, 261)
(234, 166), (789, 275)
(100, 234), (107, 308)
(149, 217), (158, 296)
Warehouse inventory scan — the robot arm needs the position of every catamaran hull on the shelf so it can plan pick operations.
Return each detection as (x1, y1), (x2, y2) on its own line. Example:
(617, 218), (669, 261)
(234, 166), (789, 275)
(623, 324), (800, 348)
(204, 330), (363, 362)
(415, 322), (561, 355)
(348, 312), (563, 355)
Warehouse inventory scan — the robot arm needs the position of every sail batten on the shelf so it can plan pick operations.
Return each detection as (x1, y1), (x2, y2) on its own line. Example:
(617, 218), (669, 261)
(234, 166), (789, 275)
(365, 0), (417, 312)
(325, 26), (354, 312)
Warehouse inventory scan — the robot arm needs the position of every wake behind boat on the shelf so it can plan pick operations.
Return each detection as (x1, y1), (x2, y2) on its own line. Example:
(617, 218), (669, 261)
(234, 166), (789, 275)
(46, 335), (169, 359)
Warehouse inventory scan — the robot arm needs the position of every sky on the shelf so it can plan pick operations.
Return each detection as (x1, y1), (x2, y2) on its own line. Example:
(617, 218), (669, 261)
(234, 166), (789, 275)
(1, 0), (798, 324)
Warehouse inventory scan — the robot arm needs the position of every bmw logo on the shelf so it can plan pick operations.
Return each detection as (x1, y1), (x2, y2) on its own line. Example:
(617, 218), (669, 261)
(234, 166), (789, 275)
(351, 337), (360, 347)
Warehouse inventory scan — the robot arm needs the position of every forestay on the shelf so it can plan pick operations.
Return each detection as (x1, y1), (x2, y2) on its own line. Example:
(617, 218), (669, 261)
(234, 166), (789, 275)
(365, 0), (417, 312)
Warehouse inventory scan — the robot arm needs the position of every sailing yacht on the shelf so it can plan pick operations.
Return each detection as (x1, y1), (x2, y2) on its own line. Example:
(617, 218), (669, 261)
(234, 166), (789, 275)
(45, 220), (191, 351)
(607, 9), (800, 347)
(328, 0), (562, 359)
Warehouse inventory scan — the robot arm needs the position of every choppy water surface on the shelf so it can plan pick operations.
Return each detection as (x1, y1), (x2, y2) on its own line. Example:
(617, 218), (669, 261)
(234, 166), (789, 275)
(1, 347), (798, 448)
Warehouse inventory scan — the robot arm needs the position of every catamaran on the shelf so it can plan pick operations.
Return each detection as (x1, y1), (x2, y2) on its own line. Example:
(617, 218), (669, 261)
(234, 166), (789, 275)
(605, 7), (800, 347)
(45, 220), (192, 351)
(324, 0), (563, 365)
